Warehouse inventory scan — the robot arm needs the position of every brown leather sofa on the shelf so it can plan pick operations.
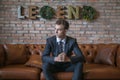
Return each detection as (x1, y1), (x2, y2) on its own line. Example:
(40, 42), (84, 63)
(0, 44), (120, 80)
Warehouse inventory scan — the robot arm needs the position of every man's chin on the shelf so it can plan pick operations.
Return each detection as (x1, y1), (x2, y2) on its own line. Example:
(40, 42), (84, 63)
(56, 34), (66, 38)
(56, 35), (61, 38)
(56, 36), (60, 38)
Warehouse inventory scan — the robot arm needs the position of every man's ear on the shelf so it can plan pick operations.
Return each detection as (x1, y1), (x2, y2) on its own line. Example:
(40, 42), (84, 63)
(65, 29), (69, 33)
(65, 29), (68, 32)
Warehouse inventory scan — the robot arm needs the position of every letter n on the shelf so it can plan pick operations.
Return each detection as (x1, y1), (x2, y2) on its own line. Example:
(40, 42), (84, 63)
(68, 5), (80, 19)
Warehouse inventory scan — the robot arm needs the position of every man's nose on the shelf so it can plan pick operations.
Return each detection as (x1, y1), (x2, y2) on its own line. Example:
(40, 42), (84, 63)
(55, 30), (58, 33)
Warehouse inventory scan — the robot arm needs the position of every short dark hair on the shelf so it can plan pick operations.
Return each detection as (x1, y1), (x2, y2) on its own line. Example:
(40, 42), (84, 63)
(55, 19), (69, 30)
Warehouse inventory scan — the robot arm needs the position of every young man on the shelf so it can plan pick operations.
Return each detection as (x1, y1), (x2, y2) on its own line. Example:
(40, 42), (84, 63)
(42, 19), (85, 80)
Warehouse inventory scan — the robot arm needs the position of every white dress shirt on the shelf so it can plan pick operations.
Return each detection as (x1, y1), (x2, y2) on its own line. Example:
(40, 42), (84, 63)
(56, 37), (66, 52)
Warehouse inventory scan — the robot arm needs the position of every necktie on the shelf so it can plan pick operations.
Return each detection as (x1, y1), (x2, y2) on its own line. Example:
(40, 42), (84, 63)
(58, 40), (63, 54)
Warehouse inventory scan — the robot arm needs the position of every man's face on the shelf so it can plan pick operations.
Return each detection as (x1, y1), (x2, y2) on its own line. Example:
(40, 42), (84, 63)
(55, 24), (66, 38)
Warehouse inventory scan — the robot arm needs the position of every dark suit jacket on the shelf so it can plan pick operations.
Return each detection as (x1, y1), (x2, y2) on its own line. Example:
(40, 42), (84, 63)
(42, 36), (84, 64)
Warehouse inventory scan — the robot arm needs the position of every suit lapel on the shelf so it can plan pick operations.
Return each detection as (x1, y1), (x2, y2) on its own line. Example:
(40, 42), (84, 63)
(52, 36), (57, 48)
(65, 36), (69, 54)
(52, 36), (59, 56)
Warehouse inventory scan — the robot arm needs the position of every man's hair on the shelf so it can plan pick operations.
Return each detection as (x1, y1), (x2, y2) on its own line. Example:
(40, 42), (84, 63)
(55, 19), (69, 30)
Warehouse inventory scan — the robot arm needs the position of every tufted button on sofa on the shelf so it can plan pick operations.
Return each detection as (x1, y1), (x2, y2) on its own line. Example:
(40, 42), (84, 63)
(0, 44), (120, 80)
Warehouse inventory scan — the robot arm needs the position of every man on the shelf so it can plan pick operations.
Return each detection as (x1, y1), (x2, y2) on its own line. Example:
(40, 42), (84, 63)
(42, 19), (85, 80)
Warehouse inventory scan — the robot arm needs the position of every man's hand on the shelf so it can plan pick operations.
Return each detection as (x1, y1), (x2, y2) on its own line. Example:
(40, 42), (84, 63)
(54, 52), (70, 62)
(64, 56), (70, 62)
(54, 52), (65, 62)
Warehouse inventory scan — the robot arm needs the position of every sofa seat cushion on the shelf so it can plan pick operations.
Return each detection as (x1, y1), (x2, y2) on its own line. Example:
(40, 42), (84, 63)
(40, 63), (120, 80)
(84, 63), (120, 79)
(40, 71), (73, 80)
(83, 63), (111, 70)
(0, 65), (41, 80)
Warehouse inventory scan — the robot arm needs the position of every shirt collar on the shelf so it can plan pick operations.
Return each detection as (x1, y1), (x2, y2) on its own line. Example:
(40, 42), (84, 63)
(56, 37), (66, 43)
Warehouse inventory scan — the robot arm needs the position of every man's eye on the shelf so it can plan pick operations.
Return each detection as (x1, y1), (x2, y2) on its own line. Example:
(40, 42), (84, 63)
(55, 29), (61, 30)
(55, 28), (64, 31)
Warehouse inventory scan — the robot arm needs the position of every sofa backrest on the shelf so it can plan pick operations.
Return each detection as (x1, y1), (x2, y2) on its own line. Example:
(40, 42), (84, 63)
(30, 44), (119, 66)
(79, 44), (119, 66)
(116, 45), (120, 68)
(78, 44), (98, 63)
(0, 44), (120, 68)
(26, 44), (45, 54)
(0, 44), (5, 67)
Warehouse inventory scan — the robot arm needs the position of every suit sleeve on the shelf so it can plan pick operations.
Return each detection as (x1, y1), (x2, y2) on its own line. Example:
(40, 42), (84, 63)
(70, 39), (85, 64)
(42, 39), (55, 64)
